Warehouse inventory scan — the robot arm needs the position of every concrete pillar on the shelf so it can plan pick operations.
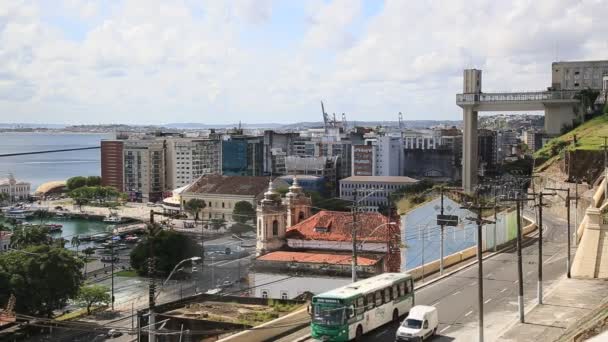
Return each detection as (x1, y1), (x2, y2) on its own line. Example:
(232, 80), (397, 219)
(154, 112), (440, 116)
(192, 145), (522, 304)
(463, 107), (478, 192)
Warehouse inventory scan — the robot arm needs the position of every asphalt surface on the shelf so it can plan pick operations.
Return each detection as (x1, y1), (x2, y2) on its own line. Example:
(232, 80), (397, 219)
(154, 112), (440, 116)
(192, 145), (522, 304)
(304, 208), (572, 341)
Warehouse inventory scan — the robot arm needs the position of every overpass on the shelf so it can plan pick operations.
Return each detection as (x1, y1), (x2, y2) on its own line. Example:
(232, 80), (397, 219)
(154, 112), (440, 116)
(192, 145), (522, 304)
(456, 69), (580, 192)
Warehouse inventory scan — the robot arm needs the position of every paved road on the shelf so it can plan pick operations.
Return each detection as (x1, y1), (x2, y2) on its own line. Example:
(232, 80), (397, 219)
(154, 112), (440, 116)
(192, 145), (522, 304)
(304, 208), (572, 341)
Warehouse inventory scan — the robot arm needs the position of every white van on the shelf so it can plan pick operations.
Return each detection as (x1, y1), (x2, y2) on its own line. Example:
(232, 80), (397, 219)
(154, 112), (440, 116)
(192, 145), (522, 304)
(395, 305), (438, 341)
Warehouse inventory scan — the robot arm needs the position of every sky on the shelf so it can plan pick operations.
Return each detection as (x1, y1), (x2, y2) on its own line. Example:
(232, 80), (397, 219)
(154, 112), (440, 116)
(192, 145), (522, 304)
(1, 0), (607, 125)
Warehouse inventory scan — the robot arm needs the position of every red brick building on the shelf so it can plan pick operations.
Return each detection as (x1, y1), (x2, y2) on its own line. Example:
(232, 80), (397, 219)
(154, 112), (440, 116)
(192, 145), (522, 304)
(101, 140), (124, 191)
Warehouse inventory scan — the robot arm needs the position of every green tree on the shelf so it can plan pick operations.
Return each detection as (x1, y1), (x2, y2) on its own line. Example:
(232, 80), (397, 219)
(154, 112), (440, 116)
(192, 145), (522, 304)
(83, 247), (95, 275)
(70, 186), (93, 210)
(232, 201), (255, 224)
(71, 236), (81, 256)
(85, 176), (101, 187)
(10, 226), (51, 249)
(184, 198), (206, 225)
(0, 192), (8, 205)
(67, 176), (87, 191)
(0, 246), (84, 317)
(129, 230), (199, 276)
(230, 223), (254, 237)
(307, 191), (350, 213)
(76, 285), (111, 314)
(210, 218), (226, 231)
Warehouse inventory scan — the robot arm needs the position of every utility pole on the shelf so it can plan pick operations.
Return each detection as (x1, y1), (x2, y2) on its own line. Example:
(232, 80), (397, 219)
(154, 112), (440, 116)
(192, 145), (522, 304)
(351, 191), (359, 283)
(440, 186), (445, 275)
(500, 193), (529, 323)
(111, 229), (115, 311)
(463, 194), (495, 342)
(148, 210), (157, 342)
(493, 186), (498, 252)
(531, 192), (550, 305)
(546, 187), (572, 278)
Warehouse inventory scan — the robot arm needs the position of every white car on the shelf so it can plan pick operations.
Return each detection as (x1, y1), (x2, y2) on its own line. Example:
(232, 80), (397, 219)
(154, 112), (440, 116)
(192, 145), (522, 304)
(395, 305), (438, 341)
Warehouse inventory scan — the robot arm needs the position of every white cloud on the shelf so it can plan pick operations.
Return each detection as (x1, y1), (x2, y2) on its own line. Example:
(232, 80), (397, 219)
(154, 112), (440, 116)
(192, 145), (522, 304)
(1, 0), (607, 124)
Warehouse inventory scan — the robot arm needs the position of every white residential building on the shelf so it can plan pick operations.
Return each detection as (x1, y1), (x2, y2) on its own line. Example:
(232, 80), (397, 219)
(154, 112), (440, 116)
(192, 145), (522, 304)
(165, 138), (221, 189)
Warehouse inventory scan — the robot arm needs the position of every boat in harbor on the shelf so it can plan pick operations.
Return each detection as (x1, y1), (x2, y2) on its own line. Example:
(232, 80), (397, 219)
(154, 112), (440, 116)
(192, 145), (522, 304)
(91, 233), (111, 242)
(5, 208), (34, 219)
(103, 215), (122, 223)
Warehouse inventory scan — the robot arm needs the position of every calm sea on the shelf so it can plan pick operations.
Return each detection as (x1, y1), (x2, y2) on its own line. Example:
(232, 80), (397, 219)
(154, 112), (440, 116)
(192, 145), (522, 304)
(0, 132), (112, 191)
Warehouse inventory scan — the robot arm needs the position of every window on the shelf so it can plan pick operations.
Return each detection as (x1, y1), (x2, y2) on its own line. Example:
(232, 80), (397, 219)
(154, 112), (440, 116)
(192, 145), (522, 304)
(298, 211), (305, 221)
(356, 297), (365, 315)
(222, 202), (225, 208)
(399, 282), (406, 297)
(392, 285), (399, 300)
(366, 293), (375, 310)
(261, 290), (269, 299)
(375, 290), (383, 306)
(272, 220), (279, 236)
(384, 288), (391, 303)
(281, 291), (288, 300)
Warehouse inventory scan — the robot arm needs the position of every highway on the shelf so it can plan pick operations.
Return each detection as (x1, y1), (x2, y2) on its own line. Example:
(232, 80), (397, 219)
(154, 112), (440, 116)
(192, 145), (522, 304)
(304, 208), (572, 341)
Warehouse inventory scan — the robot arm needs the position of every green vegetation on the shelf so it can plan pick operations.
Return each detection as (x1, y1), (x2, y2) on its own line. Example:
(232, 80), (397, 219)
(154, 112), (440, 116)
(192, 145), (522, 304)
(76, 285), (111, 314)
(238, 311), (279, 325)
(115, 270), (137, 277)
(0, 245), (84, 317)
(130, 229), (199, 276)
(233, 201), (255, 224)
(209, 218), (227, 230)
(69, 186), (121, 210)
(535, 114), (608, 162)
(10, 226), (51, 248)
(184, 198), (206, 224)
(67, 176), (102, 191)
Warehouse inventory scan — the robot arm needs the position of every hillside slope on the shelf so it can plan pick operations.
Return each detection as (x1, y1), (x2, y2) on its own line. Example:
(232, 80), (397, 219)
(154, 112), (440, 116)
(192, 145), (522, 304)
(535, 114), (608, 159)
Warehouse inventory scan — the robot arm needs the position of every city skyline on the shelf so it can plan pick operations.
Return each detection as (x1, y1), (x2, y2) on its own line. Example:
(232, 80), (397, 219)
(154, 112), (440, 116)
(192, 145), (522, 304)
(1, 0), (607, 125)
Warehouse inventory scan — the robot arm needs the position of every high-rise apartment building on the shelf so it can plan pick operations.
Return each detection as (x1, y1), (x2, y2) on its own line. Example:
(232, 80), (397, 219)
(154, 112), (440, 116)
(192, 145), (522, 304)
(165, 138), (221, 189)
(123, 139), (166, 203)
(101, 140), (124, 190)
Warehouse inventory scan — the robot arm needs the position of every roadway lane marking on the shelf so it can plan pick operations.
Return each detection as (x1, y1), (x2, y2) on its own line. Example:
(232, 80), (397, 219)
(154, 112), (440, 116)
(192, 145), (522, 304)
(500, 288), (507, 293)
(432, 301), (440, 306)
(527, 271), (532, 276)
(439, 325), (451, 334)
(465, 310), (473, 317)
(470, 282), (477, 286)
(453, 291), (462, 296)
(487, 273), (494, 278)
(484, 298), (492, 304)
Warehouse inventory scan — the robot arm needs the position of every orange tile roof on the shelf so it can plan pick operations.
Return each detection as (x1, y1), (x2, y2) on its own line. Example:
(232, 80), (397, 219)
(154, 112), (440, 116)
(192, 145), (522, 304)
(257, 251), (379, 266)
(286, 210), (393, 243)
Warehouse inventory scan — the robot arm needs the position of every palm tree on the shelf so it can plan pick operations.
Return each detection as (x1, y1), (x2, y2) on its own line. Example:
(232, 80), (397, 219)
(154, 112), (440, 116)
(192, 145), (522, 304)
(71, 235), (81, 256)
(32, 209), (52, 225)
(83, 247), (95, 276)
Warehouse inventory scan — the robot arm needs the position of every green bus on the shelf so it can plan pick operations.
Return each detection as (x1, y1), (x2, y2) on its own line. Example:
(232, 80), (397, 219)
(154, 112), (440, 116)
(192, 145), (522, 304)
(310, 273), (414, 341)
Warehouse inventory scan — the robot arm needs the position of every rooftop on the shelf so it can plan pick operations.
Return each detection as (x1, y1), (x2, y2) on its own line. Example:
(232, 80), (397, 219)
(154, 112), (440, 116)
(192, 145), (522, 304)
(184, 175), (277, 196)
(286, 210), (394, 243)
(34, 180), (65, 194)
(257, 251), (380, 266)
(341, 176), (419, 184)
(0, 231), (12, 240)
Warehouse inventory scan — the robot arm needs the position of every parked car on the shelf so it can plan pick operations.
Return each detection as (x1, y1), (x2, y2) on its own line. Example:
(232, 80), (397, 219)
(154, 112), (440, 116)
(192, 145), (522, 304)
(106, 329), (123, 338)
(395, 305), (438, 341)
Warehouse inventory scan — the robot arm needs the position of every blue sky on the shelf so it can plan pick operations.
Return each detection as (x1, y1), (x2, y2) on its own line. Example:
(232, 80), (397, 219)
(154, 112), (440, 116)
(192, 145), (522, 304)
(1, 0), (607, 125)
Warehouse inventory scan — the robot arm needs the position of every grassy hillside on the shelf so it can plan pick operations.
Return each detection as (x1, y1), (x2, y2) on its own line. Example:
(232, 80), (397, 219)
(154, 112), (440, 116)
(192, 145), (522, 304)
(535, 114), (608, 161)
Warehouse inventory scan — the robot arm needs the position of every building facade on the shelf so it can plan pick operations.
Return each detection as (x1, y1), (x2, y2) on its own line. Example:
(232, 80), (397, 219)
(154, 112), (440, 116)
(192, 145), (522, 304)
(123, 139), (166, 203)
(221, 136), (263, 176)
(0, 174), (30, 203)
(181, 175), (287, 224)
(552, 60), (608, 91)
(165, 138), (221, 189)
(339, 176), (419, 211)
(100, 140), (124, 190)
(0, 231), (12, 252)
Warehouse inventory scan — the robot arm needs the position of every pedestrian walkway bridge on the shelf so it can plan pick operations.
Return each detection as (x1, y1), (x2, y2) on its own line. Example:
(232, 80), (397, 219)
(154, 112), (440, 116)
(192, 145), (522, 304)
(456, 90), (579, 111)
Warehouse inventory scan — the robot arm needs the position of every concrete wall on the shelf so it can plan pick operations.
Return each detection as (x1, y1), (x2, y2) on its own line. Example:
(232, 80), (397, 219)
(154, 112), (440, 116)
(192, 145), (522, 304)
(216, 306), (309, 342)
(407, 219), (536, 281)
(544, 103), (577, 135)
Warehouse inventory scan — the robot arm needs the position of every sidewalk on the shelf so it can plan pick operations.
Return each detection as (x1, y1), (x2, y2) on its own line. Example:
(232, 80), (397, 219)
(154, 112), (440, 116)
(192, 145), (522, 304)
(497, 277), (608, 342)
